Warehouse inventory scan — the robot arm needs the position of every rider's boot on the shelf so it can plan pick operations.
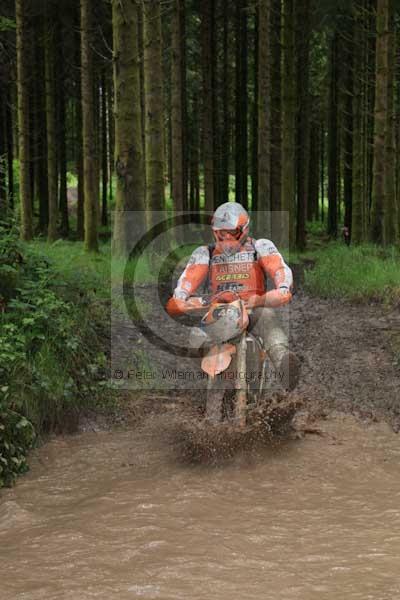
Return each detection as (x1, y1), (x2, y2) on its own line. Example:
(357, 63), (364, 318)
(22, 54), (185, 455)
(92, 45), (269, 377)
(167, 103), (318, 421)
(268, 344), (301, 392)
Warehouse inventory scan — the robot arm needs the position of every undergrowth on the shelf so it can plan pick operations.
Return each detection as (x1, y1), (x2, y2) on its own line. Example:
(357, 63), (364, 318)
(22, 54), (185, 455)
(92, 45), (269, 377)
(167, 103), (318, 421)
(0, 221), (112, 487)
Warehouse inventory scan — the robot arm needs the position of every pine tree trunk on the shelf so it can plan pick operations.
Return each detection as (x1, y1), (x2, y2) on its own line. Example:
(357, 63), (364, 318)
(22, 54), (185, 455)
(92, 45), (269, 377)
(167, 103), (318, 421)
(143, 0), (165, 214)
(308, 120), (320, 221)
(384, 0), (397, 244)
(351, 2), (366, 243)
(6, 88), (14, 209)
(33, 21), (49, 234)
(370, 0), (388, 243)
(108, 82), (115, 207)
(252, 8), (259, 211)
(16, 0), (33, 240)
(220, 0), (230, 204)
(235, 0), (248, 208)
(257, 0), (271, 214)
(270, 0), (282, 211)
(295, 0), (311, 250)
(327, 32), (338, 238)
(101, 71), (108, 226)
(0, 90), (7, 213)
(180, 2), (188, 210)
(201, 0), (215, 211)
(112, 0), (145, 257)
(171, 0), (184, 212)
(211, 0), (220, 206)
(81, 0), (99, 251)
(189, 95), (200, 212)
(281, 0), (296, 246)
(45, 8), (58, 242)
(58, 19), (69, 238)
(343, 15), (354, 236)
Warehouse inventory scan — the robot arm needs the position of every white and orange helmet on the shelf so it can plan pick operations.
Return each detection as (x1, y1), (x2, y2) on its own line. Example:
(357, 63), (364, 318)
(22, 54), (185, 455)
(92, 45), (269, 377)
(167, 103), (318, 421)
(211, 202), (250, 256)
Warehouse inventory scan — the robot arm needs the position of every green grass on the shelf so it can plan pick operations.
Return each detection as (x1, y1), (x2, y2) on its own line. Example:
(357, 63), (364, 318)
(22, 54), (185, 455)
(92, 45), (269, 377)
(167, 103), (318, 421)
(303, 242), (400, 304)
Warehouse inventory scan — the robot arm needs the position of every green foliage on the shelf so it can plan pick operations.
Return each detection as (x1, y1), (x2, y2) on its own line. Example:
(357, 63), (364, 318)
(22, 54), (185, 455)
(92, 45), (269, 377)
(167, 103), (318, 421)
(0, 16), (16, 31)
(0, 408), (35, 488)
(304, 242), (400, 303)
(0, 222), (111, 487)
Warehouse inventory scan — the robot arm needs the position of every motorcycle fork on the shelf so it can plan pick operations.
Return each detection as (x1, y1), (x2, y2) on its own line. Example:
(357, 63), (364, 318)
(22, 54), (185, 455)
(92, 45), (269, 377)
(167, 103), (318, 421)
(235, 331), (248, 428)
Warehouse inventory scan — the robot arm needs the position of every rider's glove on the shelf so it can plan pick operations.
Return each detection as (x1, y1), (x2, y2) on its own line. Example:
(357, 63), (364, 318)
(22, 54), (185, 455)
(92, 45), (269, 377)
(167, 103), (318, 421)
(166, 297), (187, 316)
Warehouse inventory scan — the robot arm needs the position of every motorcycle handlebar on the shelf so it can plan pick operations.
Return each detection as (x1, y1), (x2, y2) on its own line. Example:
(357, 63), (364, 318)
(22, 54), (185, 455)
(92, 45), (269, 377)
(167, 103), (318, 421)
(166, 289), (292, 316)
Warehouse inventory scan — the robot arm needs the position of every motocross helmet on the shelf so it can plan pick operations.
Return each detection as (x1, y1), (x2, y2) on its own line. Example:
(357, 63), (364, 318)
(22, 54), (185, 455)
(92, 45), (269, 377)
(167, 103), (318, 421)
(211, 202), (250, 256)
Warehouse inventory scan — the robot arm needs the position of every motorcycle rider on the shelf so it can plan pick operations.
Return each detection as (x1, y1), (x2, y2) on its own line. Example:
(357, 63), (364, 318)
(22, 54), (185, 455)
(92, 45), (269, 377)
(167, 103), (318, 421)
(166, 202), (300, 391)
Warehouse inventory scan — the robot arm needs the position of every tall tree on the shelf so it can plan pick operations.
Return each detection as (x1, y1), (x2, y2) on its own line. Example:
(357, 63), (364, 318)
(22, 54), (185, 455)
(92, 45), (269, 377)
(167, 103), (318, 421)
(270, 0), (282, 211)
(383, 0), (397, 244)
(220, 0), (230, 204)
(170, 0), (184, 213)
(327, 32), (338, 238)
(81, 0), (99, 251)
(295, 0), (311, 250)
(143, 0), (165, 213)
(281, 0), (296, 246)
(370, 0), (389, 243)
(343, 11), (354, 238)
(0, 90), (7, 213)
(16, 0), (33, 240)
(101, 70), (108, 227)
(235, 0), (248, 207)
(45, 7), (58, 242)
(257, 0), (271, 215)
(112, 0), (145, 256)
(352, 2), (367, 243)
(57, 17), (69, 238)
(201, 0), (215, 211)
(6, 88), (14, 209)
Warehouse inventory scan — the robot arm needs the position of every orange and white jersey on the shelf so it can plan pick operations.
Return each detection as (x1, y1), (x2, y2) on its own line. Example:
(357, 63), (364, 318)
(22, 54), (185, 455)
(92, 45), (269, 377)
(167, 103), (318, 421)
(173, 238), (293, 301)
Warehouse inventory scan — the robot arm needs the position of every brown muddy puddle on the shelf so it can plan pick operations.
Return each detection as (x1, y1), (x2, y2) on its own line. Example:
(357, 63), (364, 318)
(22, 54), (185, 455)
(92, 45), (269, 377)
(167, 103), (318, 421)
(1, 412), (400, 600)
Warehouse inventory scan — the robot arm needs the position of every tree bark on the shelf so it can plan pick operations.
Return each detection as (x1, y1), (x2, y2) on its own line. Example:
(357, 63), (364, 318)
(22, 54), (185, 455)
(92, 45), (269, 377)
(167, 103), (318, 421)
(235, 0), (248, 208)
(270, 0), (282, 211)
(16, 0), (33, 240)
(143, 0), (165, 213)
(171, 0), (184, 213)
(281, 0), (296, 246)
(370, 0), (388, 244)
(201, 0), (215, 211)
(112, 0), (145, 257)
(6, 88), (14, 209)
(257, 0), (271, 215)
(58, 17), (69, 238)
(383, 0), (397, 244)
(343, 14), (354, 237)
(0, 90), (7, 213)
(220, 0), (230, 204)
(295, 0), (311, 250)
(81, 0), (99, 251)
(351, 2), (367, 243)
(327, 32), (338, 238)
(45, 7), (58, 242)
(101, 70), (108, 226)
(252, 8), (259, 211)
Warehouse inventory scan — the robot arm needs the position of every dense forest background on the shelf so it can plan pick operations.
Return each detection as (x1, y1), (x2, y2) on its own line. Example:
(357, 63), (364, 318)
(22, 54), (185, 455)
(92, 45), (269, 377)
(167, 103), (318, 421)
(1, 0), (400, 251)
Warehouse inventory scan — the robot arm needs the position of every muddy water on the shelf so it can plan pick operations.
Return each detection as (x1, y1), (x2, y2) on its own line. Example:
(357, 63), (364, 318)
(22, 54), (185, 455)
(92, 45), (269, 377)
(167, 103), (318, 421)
(1, 413), (400, 600)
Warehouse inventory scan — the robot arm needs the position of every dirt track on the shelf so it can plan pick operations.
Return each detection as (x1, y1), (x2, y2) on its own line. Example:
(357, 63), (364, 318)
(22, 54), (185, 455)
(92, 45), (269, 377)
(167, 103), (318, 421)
(290, 291), (400, 430)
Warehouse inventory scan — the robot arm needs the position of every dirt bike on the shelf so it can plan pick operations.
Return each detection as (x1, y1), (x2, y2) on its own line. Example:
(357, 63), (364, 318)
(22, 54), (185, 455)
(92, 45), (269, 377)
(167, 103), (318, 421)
(169, 289), (291, 430)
